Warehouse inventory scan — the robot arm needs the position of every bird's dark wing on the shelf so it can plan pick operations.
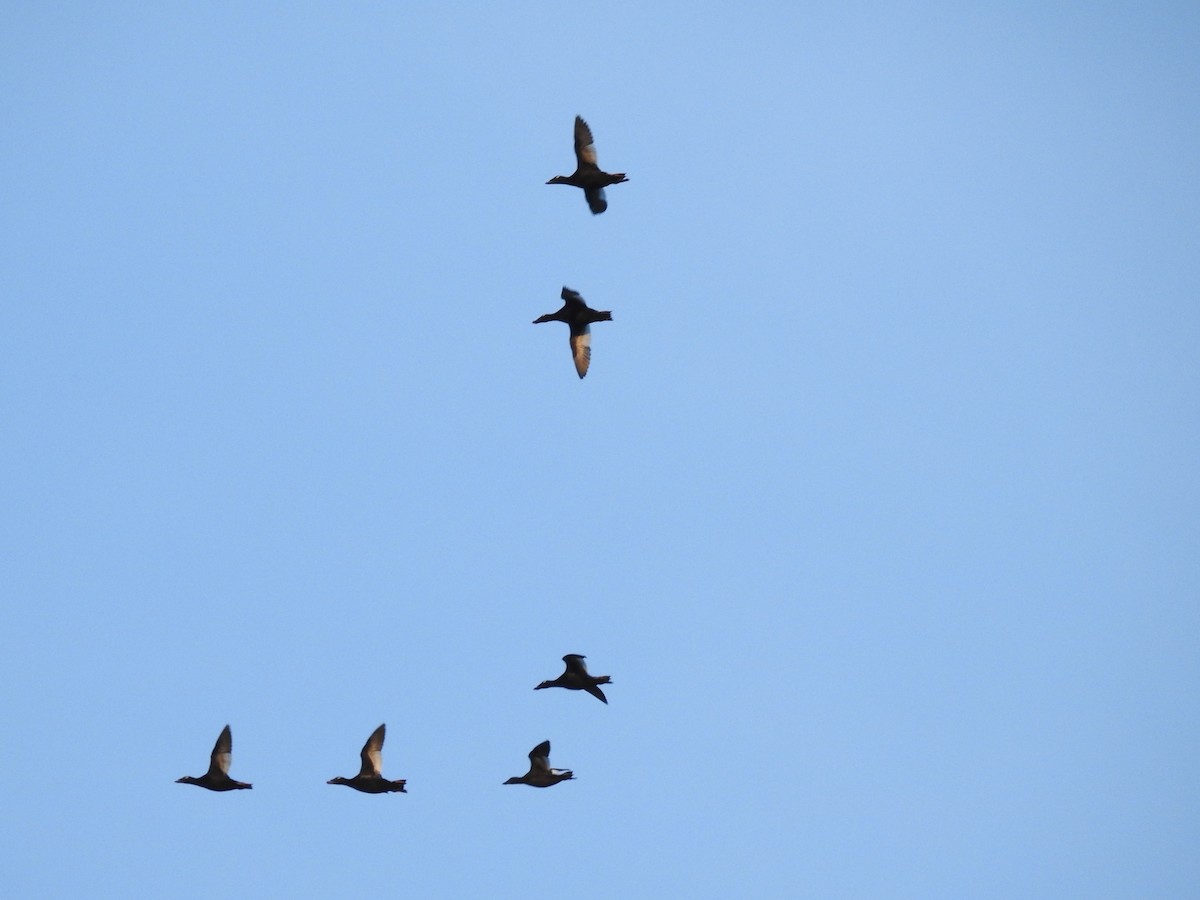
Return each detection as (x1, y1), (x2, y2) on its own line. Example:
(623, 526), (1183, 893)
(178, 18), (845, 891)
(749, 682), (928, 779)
(584, 683), (609, 704)
(584, 186), (608, 214)
(560, 287), (587, 308)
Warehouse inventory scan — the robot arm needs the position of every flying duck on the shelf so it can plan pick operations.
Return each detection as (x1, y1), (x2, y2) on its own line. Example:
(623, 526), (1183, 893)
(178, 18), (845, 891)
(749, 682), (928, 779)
(535, 653), (612, 704)
(503, 740), (574, 788)
(327, 724), (407, 793)
(533, 287), (613, 379)
(546, 116), (628, 214)
(175, 724), (252, 791)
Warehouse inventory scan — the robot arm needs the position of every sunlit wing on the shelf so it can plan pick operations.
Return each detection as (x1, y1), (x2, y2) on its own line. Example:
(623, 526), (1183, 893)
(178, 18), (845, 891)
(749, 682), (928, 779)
(574, 116), (599, 169)
(360, 724), (386, 777)
(570, 328), (592, 378)
(529, 740), (552, 772)
(210, 725), (233, 776)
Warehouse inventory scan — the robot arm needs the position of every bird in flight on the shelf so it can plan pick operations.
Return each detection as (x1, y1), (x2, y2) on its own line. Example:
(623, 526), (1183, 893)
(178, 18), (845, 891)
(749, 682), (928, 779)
(503, 740), (575, 788)
(533, 287), (613, 379)
(535, 653), (612, 704)
(546, 115), (629, 214)
(176, 724), (253, 791)
(327, 723), (408, 793)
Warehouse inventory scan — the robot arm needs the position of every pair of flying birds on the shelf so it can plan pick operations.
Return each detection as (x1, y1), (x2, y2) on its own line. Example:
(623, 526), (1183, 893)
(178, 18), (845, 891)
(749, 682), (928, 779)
(536, 116), (627, 379)
(176, 654), (611, 792)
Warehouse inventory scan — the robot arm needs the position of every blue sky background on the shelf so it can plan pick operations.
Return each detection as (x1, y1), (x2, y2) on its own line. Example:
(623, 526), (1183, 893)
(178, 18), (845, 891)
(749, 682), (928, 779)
(2, 3), (1197, 897)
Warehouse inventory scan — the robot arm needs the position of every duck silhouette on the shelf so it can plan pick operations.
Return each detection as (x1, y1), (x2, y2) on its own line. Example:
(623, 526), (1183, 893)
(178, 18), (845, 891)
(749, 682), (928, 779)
(503, 740), (574, 788)
(533, 287), (613, 378)
(546, 116), (628, 214)
(327, 724), (407, 793)
(535, 653), (612, 704)
(175, 724), (252, 791)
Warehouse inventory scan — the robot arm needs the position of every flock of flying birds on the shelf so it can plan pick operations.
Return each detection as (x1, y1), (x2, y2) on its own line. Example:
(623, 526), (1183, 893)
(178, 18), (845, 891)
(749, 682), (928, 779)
(535, 115), (628, 379)
(176, 653), (612, 792)
(177, 117), (626, 796)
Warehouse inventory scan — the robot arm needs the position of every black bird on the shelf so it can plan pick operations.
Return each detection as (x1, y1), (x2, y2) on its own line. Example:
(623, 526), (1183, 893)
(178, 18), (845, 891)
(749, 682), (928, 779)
(327, 723), (407, 793)
(503, 740), (574, 788)
(546, 116), (628, 214)
(176, 724), (253, 791)
(535, 654), (612, 704)
(533, 287), (613, 379)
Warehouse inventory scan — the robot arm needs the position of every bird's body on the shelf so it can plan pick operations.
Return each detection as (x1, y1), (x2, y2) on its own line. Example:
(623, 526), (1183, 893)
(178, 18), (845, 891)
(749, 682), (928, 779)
(533, 287), (613, 378)
(535, 653), (612, 704)
(546, 116), (628, 214)
(176, 724), (253, 791)
(327, 724), (407, 793)
(503, 740), (574, 788)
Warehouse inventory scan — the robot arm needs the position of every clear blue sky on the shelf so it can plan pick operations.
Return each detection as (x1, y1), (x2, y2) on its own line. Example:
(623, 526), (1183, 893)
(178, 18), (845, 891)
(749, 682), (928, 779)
(2, 3), (1197, 897)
